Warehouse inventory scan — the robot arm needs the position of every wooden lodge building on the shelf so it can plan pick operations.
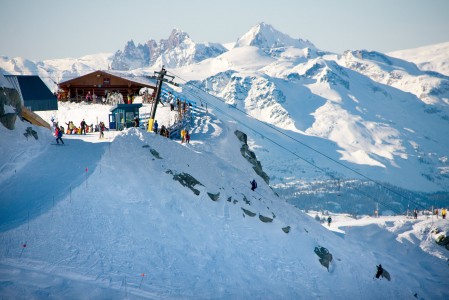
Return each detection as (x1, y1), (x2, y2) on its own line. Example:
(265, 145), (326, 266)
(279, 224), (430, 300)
(57, 70), (157, 103)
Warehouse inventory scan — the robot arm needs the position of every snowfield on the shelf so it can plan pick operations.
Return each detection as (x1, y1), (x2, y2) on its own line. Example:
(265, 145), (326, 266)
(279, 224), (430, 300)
(1, 102), (449, 299)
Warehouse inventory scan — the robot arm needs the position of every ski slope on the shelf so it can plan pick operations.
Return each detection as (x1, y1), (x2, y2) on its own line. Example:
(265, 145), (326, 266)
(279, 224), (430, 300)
(1, 102), (449, 299)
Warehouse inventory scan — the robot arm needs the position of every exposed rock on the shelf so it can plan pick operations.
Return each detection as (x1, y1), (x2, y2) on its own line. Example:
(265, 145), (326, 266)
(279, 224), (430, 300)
(259, 215), (273, 223)
(142, 145), (162, 159)
(0, 87), (22, 130)
(150, 148), (162, 159)
(241, 208), (256, 217)
(282, 226), (291, 233)
(234, 130), (270, 184)
(207, 192), (220, 201)
(314, 246), (333, 271)
(23, 127), (38, 140)
(1, 113), (16, 130)
(171, 172), (203, 195)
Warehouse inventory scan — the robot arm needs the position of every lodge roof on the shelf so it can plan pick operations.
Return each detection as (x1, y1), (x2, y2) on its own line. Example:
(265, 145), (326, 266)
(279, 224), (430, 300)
(58, 70), (156, 88)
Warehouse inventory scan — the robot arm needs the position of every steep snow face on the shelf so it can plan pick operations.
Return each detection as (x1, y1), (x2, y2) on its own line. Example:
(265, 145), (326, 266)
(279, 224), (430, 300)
(338, 50), (449, 106)
(388, 41), (449, 76)
(235, 22), (316, 57)
(111, 29), (227, 70)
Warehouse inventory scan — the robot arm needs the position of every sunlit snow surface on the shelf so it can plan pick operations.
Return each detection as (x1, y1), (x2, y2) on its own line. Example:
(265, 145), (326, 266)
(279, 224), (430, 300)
(1, 103), (448, 299)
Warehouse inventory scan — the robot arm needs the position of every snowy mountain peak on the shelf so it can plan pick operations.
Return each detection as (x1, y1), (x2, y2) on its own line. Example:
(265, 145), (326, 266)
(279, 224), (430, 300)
(111, 28), (226, 70)
(235, 22), (316, 52)
(165, 28), (191, 48)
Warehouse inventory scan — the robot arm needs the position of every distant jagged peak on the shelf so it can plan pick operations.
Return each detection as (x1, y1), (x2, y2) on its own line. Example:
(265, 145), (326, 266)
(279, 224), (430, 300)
(235, 22), (316, 50)
(162, 28), (192, 48)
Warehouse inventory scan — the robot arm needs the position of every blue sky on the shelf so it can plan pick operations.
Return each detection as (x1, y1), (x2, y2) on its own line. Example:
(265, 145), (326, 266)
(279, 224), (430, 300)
(1, 0), (448, 61)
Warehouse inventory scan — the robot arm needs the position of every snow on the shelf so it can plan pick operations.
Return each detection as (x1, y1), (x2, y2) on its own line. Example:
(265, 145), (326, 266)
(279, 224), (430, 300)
(1, 103), (449, 299)
(388, 41), (449, 76)
(2, 24), (449, 297)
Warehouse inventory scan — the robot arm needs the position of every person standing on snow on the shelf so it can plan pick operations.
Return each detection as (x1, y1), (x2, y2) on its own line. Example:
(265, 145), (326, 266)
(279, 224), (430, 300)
(80, 119), (87, 135)
(55, 126), (64, 144)
(327, 216), (332, 227)
(99, 121), (105, 139)
(153, 120), (158, 133)
(375, 264), (383, 279)
(250, 179), (257, 191)
(442, 208), (447, 219)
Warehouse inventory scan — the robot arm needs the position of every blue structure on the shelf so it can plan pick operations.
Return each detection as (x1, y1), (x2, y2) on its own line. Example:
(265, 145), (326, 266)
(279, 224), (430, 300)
(109, 103), (142, 130)
(4, 75), (57, 111)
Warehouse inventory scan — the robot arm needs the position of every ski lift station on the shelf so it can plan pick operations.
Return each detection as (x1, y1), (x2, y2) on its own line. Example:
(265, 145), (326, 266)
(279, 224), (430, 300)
(109, 103), (142, 130)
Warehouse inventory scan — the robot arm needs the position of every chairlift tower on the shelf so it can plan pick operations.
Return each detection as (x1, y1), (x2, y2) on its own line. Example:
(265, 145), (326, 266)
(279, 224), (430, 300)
(147, 66), (178, 132)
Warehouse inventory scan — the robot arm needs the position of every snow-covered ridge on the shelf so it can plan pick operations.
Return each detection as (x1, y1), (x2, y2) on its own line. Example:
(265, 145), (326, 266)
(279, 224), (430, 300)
(388, 41), (449, 76)
(338, 50), (449, 106)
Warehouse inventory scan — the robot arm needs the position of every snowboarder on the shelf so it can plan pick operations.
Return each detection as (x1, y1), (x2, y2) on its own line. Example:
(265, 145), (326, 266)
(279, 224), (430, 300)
(250, 179), (257, 191)
(55, 126), (64, 144)
(327, 216), (332, 227)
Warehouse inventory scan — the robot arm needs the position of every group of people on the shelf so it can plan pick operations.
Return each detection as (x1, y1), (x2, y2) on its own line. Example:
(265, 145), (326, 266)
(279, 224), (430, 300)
(180, 128), (190, 143)
(65, 119), (92, 135)
(147, 119), (191, 142)
(434, 208), (447, 219)
(50, 117), (108, 143)
(412, 208), (447, 219)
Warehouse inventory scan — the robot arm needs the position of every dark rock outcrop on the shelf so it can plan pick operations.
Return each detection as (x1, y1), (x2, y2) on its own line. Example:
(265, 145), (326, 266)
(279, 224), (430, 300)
(314, 246), (333, 271)
(0, 87), (22, 130)
(234, 130), (270, 184)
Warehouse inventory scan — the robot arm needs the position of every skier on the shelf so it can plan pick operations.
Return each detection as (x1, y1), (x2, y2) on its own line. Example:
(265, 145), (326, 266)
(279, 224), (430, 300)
(153, 120), (158, 133)
(55, 126), (64, 144)
(375, 264), (383, 279)
(413, 208), (418, 219)
(327, 216), (332, 227)
(250, 179), (257, 191)
(442, 208), (447, 219)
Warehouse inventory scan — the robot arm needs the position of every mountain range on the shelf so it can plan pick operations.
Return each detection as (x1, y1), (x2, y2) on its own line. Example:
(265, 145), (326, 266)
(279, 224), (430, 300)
(1, 22), (448, 213)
